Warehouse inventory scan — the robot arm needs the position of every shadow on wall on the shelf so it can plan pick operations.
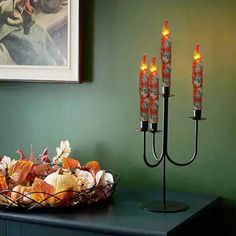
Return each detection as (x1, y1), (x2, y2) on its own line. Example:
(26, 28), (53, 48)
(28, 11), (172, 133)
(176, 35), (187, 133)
(221, 200), (236, 236)
(80, 0), (94, 83)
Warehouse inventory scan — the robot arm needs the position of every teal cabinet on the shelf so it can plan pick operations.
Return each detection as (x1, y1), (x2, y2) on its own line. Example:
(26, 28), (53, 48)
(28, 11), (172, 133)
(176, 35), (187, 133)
(22, 223), (101, 236)
(0, 190), (222, 236)
(0, 219), (6, 236)
(7, 220), (21, 236)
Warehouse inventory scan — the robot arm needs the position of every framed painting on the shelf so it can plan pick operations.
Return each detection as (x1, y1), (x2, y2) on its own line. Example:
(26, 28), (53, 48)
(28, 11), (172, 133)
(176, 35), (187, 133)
(0, 0), (80, 83)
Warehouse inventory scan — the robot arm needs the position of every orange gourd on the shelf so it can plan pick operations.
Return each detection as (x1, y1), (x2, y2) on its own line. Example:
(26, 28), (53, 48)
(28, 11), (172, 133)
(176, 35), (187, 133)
(11, 185), (33, 204)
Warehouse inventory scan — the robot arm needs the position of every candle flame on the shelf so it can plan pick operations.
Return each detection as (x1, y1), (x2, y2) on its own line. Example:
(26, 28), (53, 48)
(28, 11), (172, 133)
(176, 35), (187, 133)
(140, 54), (148, 72)
(162, 19), (170, 37)
(193, 44), (201, 61)
(150, 57), (158, 74)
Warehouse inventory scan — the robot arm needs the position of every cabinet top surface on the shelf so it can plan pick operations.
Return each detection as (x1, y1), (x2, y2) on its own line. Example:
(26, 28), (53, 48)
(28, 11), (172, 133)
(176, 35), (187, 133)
(0, 189), (220, 236)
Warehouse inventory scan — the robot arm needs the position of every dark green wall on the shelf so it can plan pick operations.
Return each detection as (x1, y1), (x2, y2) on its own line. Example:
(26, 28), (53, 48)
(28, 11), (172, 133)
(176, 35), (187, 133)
(0, 0), (235, 208)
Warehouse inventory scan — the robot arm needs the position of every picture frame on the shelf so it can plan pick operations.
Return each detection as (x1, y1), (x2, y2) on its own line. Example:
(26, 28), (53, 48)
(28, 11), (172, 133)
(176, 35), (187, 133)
(0, 0), (80, 83)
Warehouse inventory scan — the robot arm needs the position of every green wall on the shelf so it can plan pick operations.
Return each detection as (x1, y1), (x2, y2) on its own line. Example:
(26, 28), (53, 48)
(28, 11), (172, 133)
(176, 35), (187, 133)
(0, 0), (236, 206)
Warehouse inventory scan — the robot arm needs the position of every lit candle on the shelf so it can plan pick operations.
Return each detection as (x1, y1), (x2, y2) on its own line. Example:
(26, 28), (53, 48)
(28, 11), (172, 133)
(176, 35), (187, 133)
(139, 54), (149, 130)
(149, 57), (159, 131)
(161, 19), (172, 88)
(192, 44), (203, 119)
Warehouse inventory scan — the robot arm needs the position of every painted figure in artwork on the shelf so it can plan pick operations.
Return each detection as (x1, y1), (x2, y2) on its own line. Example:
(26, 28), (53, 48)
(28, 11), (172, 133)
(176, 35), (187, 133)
(0, 0), (67, 66)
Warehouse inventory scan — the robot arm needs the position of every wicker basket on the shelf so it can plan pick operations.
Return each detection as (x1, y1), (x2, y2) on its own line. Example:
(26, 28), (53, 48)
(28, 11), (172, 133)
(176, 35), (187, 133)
(0, 173), (119, 211)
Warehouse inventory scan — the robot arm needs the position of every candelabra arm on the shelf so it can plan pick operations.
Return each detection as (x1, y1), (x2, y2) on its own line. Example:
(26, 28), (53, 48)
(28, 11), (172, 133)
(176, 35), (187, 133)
(143, 131), (164, 168)
(166, 119), (199, 167)
(151, 132), (163, 162)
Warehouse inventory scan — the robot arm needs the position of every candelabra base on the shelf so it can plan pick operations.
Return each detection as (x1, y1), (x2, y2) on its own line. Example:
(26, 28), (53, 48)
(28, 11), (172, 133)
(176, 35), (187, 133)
(142, 201), (189, 213)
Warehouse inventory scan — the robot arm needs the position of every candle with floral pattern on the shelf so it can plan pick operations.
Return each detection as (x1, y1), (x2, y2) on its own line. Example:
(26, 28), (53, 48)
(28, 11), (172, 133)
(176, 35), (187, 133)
(139, 54), (149, 126)
(192, 44), (203, 118)
(149, 57), (159, 131)
(161, 19), (172, 88)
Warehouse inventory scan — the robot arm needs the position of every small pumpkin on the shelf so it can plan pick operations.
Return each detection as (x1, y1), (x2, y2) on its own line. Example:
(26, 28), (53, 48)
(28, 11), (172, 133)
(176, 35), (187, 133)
(44, 169), (78, 204)
(11, 185), (33, 204)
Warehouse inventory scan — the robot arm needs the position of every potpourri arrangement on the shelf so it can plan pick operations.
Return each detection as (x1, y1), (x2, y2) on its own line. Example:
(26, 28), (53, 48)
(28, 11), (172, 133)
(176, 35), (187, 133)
(0, 140), (116, 209)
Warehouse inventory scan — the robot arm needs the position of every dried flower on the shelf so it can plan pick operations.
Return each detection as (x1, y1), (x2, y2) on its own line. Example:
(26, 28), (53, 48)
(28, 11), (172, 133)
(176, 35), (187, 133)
(74, 169), (95, 190)
(96, 170), (114, 187)
(39, 148), (50, 163)
(0, 156), (16, 176)
(53, 140), (71, 164)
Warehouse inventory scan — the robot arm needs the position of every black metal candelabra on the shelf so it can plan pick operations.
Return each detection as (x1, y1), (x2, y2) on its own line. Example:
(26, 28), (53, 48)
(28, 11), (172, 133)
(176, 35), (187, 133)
(138, 87), (205, 213)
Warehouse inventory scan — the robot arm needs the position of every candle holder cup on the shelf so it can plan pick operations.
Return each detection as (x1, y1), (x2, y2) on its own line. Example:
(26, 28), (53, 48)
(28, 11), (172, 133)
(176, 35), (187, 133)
(137, 87), (205, 213)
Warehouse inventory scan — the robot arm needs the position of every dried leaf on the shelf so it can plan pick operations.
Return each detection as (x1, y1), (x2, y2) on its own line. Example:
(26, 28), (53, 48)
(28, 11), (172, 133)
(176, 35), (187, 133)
(31, 178), (55, 205)
(86, 161), (101, 174)
(39, 148), (50, 163)
(15, 149), (27, 160)
(8, 160), (33, 183)
(0, 176), (8, 190)
(30, 164), (49, 176)
(62, 157), (80, 170)
(29, 144), (34, 162)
